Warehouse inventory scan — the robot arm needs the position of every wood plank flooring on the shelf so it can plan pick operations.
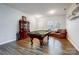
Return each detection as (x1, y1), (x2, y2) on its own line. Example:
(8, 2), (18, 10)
(0, 36), (79, 55)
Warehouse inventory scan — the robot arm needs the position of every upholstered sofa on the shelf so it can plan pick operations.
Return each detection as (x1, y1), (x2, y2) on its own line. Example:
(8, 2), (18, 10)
(49, 29), (67, 39)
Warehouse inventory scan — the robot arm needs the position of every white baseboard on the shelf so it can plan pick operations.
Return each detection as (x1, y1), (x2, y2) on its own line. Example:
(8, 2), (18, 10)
(0, 39), (16, 45)
(67, 36), (79, 52)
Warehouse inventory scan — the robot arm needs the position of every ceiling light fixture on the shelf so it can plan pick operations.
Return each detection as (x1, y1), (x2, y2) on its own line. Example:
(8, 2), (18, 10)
(48, 10), (56, 14)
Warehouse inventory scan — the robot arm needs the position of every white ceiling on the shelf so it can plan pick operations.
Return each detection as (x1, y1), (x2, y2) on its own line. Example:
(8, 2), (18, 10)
(3, 3), (71, 16)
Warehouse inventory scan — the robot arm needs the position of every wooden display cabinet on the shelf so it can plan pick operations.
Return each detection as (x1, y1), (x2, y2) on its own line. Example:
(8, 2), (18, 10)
(18, 16), (30, 40)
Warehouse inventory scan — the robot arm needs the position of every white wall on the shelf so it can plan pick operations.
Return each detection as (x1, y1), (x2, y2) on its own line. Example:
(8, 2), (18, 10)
(0, 4), (27, 45)
(66, 18), (79, 51)
(66, 4), (79, 51)
(67, 18), (79, 51)
(28, 15), (66, 31)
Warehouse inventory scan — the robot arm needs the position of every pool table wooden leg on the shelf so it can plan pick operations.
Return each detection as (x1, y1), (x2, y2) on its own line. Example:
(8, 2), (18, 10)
(47, 35), (49, 43)
(31, 38), (33, 45)
(39, 39), (43, 46)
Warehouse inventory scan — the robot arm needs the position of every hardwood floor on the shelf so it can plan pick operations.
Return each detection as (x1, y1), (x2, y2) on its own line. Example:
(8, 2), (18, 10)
(0, 36), (79, 55)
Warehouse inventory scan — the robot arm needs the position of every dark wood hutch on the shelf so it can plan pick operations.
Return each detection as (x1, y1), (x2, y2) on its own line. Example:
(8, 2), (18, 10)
(18, 16), (30, 40)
